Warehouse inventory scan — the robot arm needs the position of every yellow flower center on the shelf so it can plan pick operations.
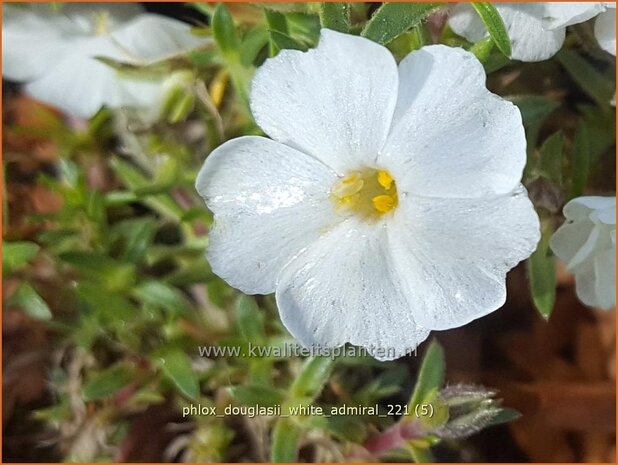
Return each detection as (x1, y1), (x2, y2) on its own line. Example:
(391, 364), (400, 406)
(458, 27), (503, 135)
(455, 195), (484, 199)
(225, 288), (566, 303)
(331, 168), (398, 219)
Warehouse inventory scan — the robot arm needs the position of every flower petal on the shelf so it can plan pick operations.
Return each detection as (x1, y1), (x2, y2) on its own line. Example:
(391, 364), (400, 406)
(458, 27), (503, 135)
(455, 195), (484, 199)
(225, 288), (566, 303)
(275, 217), (429, 361)
(110, 14), (209, 64)
(597, 205), (616, 226)
(388, 186), (540, 330)
(2, 5), (75, 81)
(380, 45), (526, 198)
(595, 9), (616, 56)
(593, 250), (616, 309)
(23, 37), (162, 118)
(550, 219), (596, 270)
(449, 3), (565, 62)
(563, 196), (616, 221)
(196, 136), (339, 295)
(542, 2), (607, 29)
(250, 29), (399, 174)
(574, 248), (616, 310)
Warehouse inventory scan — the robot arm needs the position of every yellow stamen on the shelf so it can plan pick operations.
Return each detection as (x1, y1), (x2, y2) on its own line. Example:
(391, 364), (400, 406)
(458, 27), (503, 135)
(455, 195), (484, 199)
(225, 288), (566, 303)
(377, 170), (394, 190)
(372, 194), (396, 213)
(331, 172), (364, 199)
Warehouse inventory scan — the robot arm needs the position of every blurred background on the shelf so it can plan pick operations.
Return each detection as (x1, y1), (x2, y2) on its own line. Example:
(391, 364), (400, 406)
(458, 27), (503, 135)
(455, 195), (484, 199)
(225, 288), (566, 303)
(2, 2), (616, 462)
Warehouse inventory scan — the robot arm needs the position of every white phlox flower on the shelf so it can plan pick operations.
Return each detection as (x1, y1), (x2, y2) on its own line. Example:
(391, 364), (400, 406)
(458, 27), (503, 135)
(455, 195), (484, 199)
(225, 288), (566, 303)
(550, 196), (616, 310)
(196, 30), (541, 360)
(2, 3), (210, 118)
(449, 2), (611, 62)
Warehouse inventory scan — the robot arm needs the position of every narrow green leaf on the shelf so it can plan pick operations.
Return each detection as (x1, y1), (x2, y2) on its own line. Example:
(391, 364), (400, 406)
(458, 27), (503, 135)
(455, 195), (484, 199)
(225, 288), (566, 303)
(3, 241), (39, 276)
(538, 131), (564, 184)
(240, 26), (270, 66)
(571, 122), (590, 199)
(157, 349), (199, 399)
(469, 36), (494, 63)
(510, 96), (560, 129)
(265, 9), (289, 35)
(471, 2), (512, 57)
(319, 3), (350, 33)
(528, 225), (556, 320)
(228, 384), (285, 407)
(408, 339), (445, 410)
(212, 3), (241, 59)
(361, 3), (442, 45)
(132, 280), (190, 314)
(557, 49), (614, 108)
(113, 217), (158, 263)
(111, 158), (184, 221)
(11, 283), (52, 321)
(270, 418), (301, 462)
(234, 295), (265, 343)
(269, 30), (308, 53)
(83, 364), (133, 401)
(290, 356), (334, 400)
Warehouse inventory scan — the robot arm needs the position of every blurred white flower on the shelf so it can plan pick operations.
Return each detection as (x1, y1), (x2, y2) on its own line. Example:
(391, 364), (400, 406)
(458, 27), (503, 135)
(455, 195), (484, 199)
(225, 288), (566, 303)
(196, 30), (540, 360)
(449, 2), (610, 62)
(595, 3), (616, 56)
(551, 196), (616, 310)
(595, 3), (616, 105)
(2, 3), (209, 118)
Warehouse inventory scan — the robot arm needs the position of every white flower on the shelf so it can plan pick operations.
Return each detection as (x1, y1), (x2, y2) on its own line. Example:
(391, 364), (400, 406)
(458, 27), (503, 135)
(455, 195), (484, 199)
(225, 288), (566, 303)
(2, 3), (209, 118)
(196, 30), (540, 360)
(595, 3), (616, 56)
(550, 196), (616, 310)
(449, 2), (610, 62)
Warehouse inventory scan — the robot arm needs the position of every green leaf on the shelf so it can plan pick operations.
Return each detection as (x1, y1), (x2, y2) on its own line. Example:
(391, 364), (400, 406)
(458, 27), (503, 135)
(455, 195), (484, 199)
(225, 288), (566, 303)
(538, 131), (564, 184)
(83, 364), (133, 401)
(135, 157), (180, 196)
(511, 96), (560, 129)
(469, 36), (494, 63)
(528, 225), (555, 320)
(76, 283), (136, 322)
(362, 3), (442, 45)
(557, 49), (615, 108)
(156, 349), (199, 399)
(265, 9), (289, 35)
(270, 418), (301, 462)
(240, 26), (270, 66)
(290, 356), (334, 400)
(408, 339), (445, 410)
(3, 241), (39, 276)
(508, 96), (560, 159)
(570, 122), (590, 199)
(228, 384), (285, 407)
(112, 217), (158, 263)
(132, 280), (190, 314)
(110, 158), (184, 222)
(471, 3), (511, 58)
(269, 30), (308, 53)
(212, 3), (241, 59)
(234, 295), (265, 343)
(11, 283), (52, 321)
(59, 252), (136, 292)
(319, 3), (350, 33)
